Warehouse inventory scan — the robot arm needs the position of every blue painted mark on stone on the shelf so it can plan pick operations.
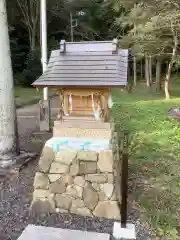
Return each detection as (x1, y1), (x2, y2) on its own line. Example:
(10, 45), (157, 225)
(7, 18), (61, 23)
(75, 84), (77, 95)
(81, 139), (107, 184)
(45, 137), (110, 153)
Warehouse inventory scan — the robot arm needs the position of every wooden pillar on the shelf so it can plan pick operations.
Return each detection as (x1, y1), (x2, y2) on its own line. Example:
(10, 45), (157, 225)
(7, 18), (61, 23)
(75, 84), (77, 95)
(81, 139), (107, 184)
(57, 89), (64, 121)
(99, 90), (110, 122)
(64, 93), (69, 115)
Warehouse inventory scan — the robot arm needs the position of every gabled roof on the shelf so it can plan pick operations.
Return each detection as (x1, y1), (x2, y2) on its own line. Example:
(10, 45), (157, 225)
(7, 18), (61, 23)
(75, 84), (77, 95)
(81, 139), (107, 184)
(32, 40), (129, 88)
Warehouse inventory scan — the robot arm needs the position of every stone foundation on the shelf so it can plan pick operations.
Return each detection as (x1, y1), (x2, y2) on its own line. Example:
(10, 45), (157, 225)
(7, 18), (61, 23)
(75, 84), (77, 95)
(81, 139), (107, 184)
(31, 145), (120, 220)
(31, 120), (121, 220)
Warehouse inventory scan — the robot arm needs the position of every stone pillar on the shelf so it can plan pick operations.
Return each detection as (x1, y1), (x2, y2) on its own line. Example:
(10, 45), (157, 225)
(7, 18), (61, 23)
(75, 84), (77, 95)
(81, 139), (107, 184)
(39, 99), (51, 132)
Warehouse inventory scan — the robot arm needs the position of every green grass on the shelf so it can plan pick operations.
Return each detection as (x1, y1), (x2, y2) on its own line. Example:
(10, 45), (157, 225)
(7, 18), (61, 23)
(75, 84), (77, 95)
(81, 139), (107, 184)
(14, 87), (56, 108)
(112, 83), (180, 239)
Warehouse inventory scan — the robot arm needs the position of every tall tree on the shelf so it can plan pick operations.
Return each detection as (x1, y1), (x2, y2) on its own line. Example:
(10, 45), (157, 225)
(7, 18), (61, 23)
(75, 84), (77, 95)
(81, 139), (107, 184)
(0, 0), (19, 167)
(156, 56), (162, 92)
(16, 0), (40, 51)
(113, 0), (180, 98)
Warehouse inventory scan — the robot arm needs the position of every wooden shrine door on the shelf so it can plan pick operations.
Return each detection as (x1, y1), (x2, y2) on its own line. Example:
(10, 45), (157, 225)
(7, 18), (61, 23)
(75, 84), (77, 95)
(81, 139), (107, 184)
(70, 95), (93, 116)
(61, 88), (110, 119)
(63, 89), (102, 117)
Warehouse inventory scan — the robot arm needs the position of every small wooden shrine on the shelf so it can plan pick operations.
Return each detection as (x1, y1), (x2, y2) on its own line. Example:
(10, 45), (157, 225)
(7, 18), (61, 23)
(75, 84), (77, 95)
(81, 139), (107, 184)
(30, 39), (130, 219)
(32, 39), (128, 122)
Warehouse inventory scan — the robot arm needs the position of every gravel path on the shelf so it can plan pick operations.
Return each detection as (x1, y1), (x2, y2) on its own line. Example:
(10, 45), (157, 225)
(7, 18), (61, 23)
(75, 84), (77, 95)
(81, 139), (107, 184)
(0, 161), (151, 240)
(0, 160), (115, 240)
(0, 98), (152, 240)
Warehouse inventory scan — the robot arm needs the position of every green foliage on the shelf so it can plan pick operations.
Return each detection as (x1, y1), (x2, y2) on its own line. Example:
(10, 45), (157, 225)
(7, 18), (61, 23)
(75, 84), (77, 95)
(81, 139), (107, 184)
(112, 0), (180, 57)
(14, 72), (26, 86)
(112, 83), (180, 238)
(22, 50), (42, 87)
(72, 0), (121, 40)
(7, 0), (122, 87)
(48, 36), (59, 55)
(10, 38), (27, 73)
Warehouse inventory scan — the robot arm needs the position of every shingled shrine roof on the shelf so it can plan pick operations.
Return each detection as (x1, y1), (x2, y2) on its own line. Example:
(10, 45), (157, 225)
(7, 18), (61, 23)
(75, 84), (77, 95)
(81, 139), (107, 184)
(32, 40), (129, 87)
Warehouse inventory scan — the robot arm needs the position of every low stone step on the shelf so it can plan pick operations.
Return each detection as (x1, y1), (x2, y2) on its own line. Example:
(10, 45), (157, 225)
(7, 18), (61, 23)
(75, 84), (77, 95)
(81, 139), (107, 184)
(18, 225), (110, 240)
(53, 119), (111, 130)
(53, 127), (111, 139)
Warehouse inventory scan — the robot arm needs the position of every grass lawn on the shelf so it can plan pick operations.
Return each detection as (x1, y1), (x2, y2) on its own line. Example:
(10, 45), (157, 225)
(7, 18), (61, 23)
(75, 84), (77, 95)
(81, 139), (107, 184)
(112, 83), (180, 239)
(14, 87), (56, 108)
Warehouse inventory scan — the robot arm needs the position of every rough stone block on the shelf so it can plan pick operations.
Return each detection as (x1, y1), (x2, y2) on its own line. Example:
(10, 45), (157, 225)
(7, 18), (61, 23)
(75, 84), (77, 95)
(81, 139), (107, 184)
(85, 174), (107, 183)
(92, 183), (100, 191)
(56, 208), (69, 213)
(55, 149), (77, 165)
(48, 174), (61, 183)
(93, 201), (120, 220)
(107, 174), (114, 183)
(48, 174), (73, 185)
(114, 168), (118, 178)
(66, 184), (83, 199)
(83, 183), (99, 211)
(98, 150), (113, 173)
(70, 160), (79, 176)
(79, 161), (97, 174)
(39, 147), (55, 173)
(74, 176), (85, 187)
(61, 174), (74, 185)
(50, 163), (69, 174)
(55, 194), (72, 210)
(110, 191), (117, 201)
(77, 150), (98, 162)
(99, 183), (114, 199)
(70, 207), (92, 217)
(98, 191), (108, 201)
(31, 198), (56, 214)
(34, 172), (49, 190)
(31, 192), (56, 214)
(71, 199), (85, 208)
(33, 189), (51, 199)
(49, 179), (66, 194)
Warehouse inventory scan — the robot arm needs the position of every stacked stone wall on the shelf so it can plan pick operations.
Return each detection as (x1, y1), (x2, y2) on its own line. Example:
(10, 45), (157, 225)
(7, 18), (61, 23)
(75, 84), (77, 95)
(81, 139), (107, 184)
(31, 146), (121, 220)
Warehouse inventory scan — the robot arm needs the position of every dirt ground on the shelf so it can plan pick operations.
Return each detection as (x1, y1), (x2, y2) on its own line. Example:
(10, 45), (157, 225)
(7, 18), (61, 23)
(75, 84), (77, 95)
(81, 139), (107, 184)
(17, 97), (59, 152)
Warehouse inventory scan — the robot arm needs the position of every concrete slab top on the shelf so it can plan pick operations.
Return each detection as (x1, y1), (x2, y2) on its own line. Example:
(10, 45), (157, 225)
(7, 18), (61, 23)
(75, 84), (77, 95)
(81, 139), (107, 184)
(45, 137), (110, 152)
(18, 225), (110, 240)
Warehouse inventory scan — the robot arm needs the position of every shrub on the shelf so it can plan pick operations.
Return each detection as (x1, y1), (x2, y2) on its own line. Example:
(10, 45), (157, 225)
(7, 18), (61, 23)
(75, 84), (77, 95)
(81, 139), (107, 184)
(22, 50), (42, 87)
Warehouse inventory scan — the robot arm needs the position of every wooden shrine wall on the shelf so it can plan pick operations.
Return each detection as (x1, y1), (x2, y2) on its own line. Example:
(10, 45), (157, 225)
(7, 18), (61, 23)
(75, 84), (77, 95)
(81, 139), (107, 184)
(58, 88), (110, 118)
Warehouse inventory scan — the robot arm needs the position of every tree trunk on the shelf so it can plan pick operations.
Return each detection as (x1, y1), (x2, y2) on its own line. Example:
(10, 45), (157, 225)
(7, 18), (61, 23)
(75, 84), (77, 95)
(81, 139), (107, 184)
(164, 26), (178, 99)
(127, 58), (133, 93)
(165, 57), (175, 99)
(156, 58), (161, 92)
(149, 56), (152, 85)
(133, 55), (137, 86)
(31, 26), (36, 51)
(165, 58), (174, 99)
(145, 56), (150, 87)
(0, 0), (19, 167)
(140, 58), (143, 81)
